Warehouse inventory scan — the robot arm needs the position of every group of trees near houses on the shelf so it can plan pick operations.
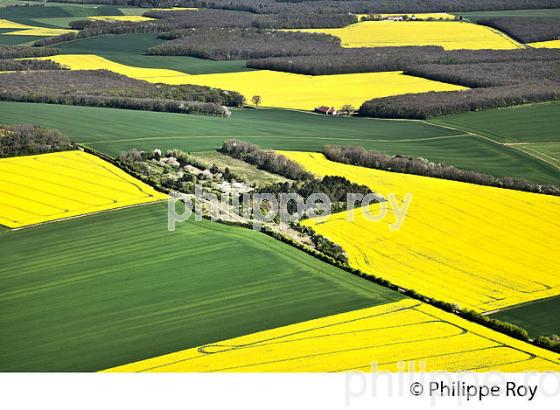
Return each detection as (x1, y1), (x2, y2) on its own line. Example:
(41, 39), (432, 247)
(479, 17), (560, 43)
(0, 125), (75, 158)
(0, 70), (243, 116)
(149, 28), (341, 59)
(323, 145), (560, 195)
(219, 139), (312, 180)
(47, 0), (560, 14)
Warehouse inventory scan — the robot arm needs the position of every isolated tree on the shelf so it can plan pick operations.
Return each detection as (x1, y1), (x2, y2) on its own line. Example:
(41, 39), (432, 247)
(251, 95), (262, 108)
(340, 104), (356, 115)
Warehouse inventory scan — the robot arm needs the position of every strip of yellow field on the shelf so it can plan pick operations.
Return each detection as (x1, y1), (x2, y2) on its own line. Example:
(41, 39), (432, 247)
(37, 54), (467, 110)
(355, 13), (457, 21)
(297, 21), (522, 50)
(530, 40), (560, 49)
(0, 151), (166, 228)
(278, 152), (560, 312)
(105, 299), (560, 372)
(0, 18), (76, 36)
(89, 16), (156, 22)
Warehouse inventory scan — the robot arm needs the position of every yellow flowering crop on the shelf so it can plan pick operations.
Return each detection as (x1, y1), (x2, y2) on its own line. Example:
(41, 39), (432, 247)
(297, 21), (522, 50)
(105, 299), (560, 372)
(0, 18), (76, 36)
(0, 151), (166, 229)
(89, 16), (156, 22)
(529, 40), (560, 49)
(278, 152), (560, 312)
(38, 54), (467, 110)
(355, 13), (457, 21)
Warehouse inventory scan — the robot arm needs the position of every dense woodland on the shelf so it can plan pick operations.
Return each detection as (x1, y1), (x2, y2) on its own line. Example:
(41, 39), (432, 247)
(479, 17), (560, 43)
(0, 125), (75, 158)
(359, 83), (560, 121)
(406, 60), (560, 87)
(42, 0), (560, 13)
(323, 145), (560, 195)
(248, 48), (560, 75)
(149, 28), (341, 59)
(0, 70), (243, 115)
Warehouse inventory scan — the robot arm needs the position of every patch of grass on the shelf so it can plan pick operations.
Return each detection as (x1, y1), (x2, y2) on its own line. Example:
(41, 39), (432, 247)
(56, 33), (253, 74)
(0, 33), (42, 45)
(0, 203), (401, 371)
(194, 151), (291, 187)
(0, 101), (557, 184)
(490, 296), (560, 337)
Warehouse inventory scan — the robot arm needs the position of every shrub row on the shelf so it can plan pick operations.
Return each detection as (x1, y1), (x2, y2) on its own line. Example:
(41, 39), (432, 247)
(0, 124), (75, 158)
(0, 45), (59, 59)
(323, 145), (560, 195)
(149, 27), (341, 59)
(219, 139), (312, 180)
(0, 59), (64, 71)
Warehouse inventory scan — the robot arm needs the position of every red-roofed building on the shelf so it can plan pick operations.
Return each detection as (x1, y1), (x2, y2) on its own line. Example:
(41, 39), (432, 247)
(315, 106), (338, 116)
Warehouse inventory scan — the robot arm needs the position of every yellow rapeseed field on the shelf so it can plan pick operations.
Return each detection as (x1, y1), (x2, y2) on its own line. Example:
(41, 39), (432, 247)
(0, 18), (76, 36)
(38, 54), (467, 110)
(105, 299), (560, 372)
(89, 16), (155, 22)
(278, 152), (560, 312)
(298, 21), (522, 50)
(529, 40), (560, 49)
(0, 151), (166, 228)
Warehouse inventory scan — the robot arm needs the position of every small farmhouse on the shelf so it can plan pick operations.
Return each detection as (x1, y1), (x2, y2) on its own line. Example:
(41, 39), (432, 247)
(314, 106), (338, 116)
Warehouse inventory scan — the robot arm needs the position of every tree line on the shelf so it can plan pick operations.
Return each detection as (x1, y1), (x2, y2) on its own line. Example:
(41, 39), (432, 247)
(0, 59), (63, 71)
(358, 83), (560, 121)
(0, 45), (59, 59)
(149, 28), (341, 59)
(0, 125), (75, 158)
(0, 70), (244, 116)
(479, 17), (560, 43)
(47, 0), (560, 14)
(247, 48), (560, 75)
(219, 139), (312, 180)
(323, 145), (560, 195)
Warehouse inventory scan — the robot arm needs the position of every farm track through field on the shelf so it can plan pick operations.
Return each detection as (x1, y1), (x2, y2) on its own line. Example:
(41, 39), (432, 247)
(106, 300), (560, 372)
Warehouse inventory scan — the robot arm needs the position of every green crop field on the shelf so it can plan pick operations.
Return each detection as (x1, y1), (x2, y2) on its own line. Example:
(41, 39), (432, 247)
(490, 296), (560, 337)
(1, 101), (557, 184)
(457, 9), (560, 21)
(432, 103), (560, 177)
(56, 33), (253, 74)
(0, 203), (401, 371)
(0, 32), (41, 45)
